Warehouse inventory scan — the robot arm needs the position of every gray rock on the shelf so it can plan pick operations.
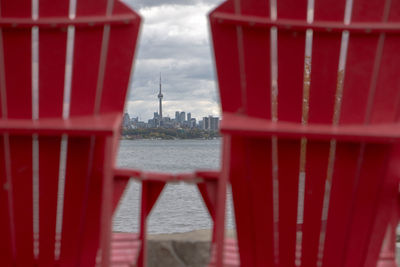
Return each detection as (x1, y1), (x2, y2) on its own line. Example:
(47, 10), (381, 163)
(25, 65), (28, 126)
(144, 229), (237, 267)
(147, 230), (213, 267)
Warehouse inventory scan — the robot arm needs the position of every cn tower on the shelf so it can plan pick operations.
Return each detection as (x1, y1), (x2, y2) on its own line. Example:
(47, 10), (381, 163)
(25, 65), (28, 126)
(158, 73), (163, 118)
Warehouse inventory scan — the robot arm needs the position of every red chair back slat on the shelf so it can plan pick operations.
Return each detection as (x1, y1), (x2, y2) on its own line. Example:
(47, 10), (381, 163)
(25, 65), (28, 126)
(37, 1), (68, 266)
(240, 2), (275, 267)
(210, 1), (242, 113)
(0, 142), (12, 265)
(370, 1), (400, 124)
(276, 1), (306, 266)
(210, 0), (400, 266)
(1, 1), (34, 266)
(0, 17), (11, 264)
(299, 1), (345, 266)
(100, 3), (139, 114)
(58, 0), (108, 264)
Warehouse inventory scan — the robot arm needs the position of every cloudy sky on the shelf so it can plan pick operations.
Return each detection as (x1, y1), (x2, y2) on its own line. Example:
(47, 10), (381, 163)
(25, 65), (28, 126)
(121, 0), (224, 121)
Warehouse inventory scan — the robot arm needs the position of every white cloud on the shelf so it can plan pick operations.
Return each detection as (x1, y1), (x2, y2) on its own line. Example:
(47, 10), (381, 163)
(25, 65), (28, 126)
(122, 0), (224, 121)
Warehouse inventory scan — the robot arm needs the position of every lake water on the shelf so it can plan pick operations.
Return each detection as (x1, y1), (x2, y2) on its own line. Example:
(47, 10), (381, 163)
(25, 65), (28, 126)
(112, 139), (235, 234)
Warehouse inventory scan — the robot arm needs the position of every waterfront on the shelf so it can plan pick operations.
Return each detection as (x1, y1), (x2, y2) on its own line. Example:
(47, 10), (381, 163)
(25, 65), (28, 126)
(113, 139), (235, 234)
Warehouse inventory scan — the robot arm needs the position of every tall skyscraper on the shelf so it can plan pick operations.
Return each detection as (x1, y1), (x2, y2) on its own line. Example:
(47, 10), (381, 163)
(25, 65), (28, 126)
(175, 111), (180, 122)
(180, 112), (185, 123)
(158, 73), (163, 118)
(210, 116), (219, 131)
(203, 116), (210, 130)
(122, 113), (131, 128)
(187, 112), (191, 122)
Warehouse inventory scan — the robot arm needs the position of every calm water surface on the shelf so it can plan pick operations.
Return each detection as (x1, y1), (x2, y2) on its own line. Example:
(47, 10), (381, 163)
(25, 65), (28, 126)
(113, 139), (234, 234)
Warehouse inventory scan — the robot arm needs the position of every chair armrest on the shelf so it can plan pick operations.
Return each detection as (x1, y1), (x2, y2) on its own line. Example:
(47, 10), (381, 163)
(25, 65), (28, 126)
(114, 168), (142, 180)
(221, 112), (400, 143)
(0, 113), (121, 137)
(114, 168), (220, 183)
(114, 168), (179, 182)
(195, 170), (220, 180)
(141, 172), (176, 182)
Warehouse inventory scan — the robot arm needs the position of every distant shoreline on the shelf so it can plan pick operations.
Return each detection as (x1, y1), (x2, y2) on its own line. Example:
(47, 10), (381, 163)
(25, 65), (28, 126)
(121, 136), (221, 140)
(121, 128), (221, 140)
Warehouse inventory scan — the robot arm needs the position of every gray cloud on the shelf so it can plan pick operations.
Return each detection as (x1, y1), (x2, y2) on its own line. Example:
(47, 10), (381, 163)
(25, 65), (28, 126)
(121, 0), (224, 121)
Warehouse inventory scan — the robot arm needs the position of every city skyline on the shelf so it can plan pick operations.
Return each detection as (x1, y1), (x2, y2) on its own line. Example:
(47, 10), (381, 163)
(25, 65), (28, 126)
(123, 111), (219, 130)
(123, 72), (219, 131)
(126, 72), (220, 121)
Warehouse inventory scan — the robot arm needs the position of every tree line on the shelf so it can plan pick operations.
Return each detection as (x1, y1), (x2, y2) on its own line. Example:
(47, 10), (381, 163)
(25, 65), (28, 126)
(121, 128), (221, 140)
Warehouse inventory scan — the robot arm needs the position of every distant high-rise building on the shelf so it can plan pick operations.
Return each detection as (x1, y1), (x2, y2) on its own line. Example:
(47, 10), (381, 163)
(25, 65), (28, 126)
(180, 112), (185, 123)
(203, 116), (210, 130)
(158, 73), (163, 118)
(190, 118), (196, 128)
(123, 113), (131, 128)
(175, 111), (180, 122)
(210, 116), (219, 131)
(187, 113), (191, 122)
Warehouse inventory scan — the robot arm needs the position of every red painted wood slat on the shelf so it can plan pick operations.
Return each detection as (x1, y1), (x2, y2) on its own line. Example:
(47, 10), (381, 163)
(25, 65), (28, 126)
(277, 140), (301, 267)
(100, 2), (140, 114)
(321, 143), (364, 267)
(0, 17), (12, 264)
(209, 1), (241, 113)
(239, 2), (275, 265)
(59, 0), (108, 265)
(228, 136), (256, 267)
(1, 1), (34, 266)
(244, 139), (274, 267)
(364, 147), (399, 267)
(59, 137), (92, 266)
(343, 145), (391, 267)
(300, 1), (345, 266)
(81, 137), (113, 266)
(241, 5), (270, 119)
(0, 136), (13, 265)
(37, 1), (68, 266)
(277, 1), (307, 266)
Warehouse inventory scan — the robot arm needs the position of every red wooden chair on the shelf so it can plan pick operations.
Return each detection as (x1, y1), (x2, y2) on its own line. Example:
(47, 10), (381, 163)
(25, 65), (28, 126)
(0, 0), (141, 266)
(209, 0), (400, 266)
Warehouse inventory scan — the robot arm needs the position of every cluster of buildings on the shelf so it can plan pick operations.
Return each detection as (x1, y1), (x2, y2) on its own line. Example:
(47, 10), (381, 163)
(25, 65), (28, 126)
(122, 112), (220, 131)
(122, 75), (220, 131)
